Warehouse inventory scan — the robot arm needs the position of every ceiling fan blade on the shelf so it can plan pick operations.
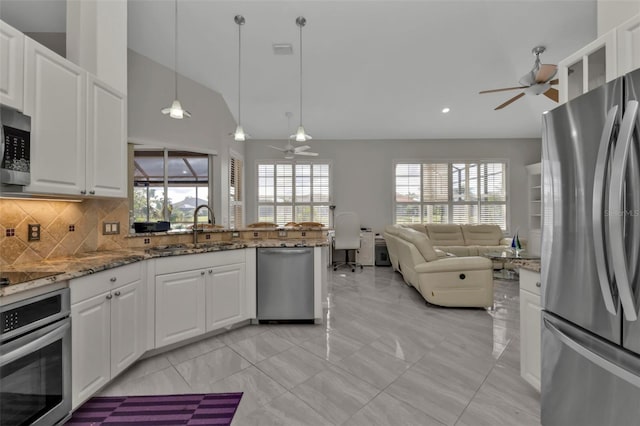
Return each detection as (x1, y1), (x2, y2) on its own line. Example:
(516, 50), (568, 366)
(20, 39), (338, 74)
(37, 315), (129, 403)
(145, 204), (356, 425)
(535, 64), (558, 83)
(268, 145), (286, 152)
(294, 145), (311, 152)
(296, 151), (318, 156)
(549, 79), (559, 85)
(495, 92), (526, 110)
(543, 87), (559, 102)
(479, 86), (528, 94)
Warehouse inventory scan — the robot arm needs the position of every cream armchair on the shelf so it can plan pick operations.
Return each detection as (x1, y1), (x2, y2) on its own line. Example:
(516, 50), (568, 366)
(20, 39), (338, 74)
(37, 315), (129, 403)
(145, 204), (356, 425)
(384, 225), (493, 308)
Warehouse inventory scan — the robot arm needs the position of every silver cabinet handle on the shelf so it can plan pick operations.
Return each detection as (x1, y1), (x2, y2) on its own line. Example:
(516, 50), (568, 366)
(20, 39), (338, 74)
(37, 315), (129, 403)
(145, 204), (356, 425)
(106, 294), (113, 300)
(208, 269), (213, 274)
(110, 277), (117, 282)
(89, 190), (95, 195)
(609, 100), (639, 321)
(114, 291), (121, 296)
(200, 271), (205, 275)
(536, 282), (541, 288)
(592, 105), (619, 316)
(545, 318), (640, 388)
(80, 190), (86, 195)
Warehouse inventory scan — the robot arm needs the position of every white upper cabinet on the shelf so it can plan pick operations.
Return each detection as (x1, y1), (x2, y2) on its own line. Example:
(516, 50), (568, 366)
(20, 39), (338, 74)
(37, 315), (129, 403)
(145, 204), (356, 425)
(22, 36), (127, 198)
(617, 14), (640, 75)
(559, 13), (640, 104)
(0, 21), (24, 111)
(24, 37), (86, 195)
(558, 30), (617, 104)
(86, 74), (127, 197)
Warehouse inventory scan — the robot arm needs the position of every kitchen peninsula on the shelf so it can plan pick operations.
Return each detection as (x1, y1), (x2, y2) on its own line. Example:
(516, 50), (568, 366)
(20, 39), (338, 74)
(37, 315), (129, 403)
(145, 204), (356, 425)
(0, 226), (329, 409)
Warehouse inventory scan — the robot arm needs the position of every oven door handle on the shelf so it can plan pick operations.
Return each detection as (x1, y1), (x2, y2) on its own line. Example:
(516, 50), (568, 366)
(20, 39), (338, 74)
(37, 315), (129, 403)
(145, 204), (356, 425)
(0, 319), (70, 367)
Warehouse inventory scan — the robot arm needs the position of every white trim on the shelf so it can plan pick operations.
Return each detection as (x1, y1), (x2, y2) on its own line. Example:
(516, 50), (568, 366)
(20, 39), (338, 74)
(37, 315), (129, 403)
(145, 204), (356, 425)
(129, 137), (219, 156)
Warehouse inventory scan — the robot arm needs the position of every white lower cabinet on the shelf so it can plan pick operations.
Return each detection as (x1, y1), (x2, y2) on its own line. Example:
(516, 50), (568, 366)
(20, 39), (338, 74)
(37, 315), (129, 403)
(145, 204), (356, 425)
(519, 268), (542, 392)
(70, 263), (145, 409)
(206, 264), (245, 331)
(155, 269), (207, 348)
(154, 250), (248, 349)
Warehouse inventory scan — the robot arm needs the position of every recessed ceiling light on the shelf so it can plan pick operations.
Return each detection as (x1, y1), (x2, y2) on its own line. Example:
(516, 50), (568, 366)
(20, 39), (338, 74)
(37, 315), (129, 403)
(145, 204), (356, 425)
(441, 107), (450, 114)
(273, 43), (293, 55)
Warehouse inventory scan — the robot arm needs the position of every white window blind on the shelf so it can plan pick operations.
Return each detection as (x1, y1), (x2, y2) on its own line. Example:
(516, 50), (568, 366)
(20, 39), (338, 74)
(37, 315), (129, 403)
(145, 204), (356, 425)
(395, 161), (507, 229)
(257, 161), (331, 226)
(229, 155), (244, 229)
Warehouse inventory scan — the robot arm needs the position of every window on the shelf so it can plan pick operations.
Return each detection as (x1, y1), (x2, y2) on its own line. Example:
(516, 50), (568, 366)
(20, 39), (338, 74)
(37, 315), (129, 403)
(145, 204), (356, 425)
(394, 161), (507, 229)
(257, 161), (331, 226)
(133, 149), (212, 230)
(229, 155), (244, 229)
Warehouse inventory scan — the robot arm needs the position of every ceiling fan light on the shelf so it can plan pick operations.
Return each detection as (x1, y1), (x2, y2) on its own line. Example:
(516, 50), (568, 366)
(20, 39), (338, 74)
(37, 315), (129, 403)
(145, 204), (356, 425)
(162, 99), (190, 119)
(292, 125), (312, 142)
(284, 152), (295, 160)
(233, 125), (246, 141)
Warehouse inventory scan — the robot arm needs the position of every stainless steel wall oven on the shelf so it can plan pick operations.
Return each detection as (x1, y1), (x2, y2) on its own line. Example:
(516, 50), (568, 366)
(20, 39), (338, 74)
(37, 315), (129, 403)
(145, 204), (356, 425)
(0, 289), (71, 426)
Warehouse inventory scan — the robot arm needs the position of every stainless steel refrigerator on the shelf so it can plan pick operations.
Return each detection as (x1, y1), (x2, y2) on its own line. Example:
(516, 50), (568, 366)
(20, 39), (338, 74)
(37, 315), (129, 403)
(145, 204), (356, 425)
(541, 67), (640, 425)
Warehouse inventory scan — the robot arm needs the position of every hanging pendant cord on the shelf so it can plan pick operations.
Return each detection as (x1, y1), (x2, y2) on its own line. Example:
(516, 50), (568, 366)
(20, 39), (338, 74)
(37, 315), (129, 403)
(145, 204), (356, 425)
(238, 21), (242, 124)
(299, 21), (303, 127)
(174, 0), (178, 100)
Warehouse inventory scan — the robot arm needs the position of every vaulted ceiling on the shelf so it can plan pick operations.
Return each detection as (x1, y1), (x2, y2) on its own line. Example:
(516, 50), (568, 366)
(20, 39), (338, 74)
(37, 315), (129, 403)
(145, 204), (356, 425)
(2, 0), (598, 140)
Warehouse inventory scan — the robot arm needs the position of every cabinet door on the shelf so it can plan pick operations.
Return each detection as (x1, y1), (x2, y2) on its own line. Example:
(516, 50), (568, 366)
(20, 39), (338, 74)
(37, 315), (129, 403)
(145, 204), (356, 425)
(617, 14), (640, 75)
(24, 37), (86, 195)
(86, 75), (127, 197)
(110, 280), (144, 377)
(520, 288), (542, 392)
(0, 21), (24, 111)
(155, 269), (206, 348)
(71, 292), (111, 409)
(206, 264), (245, 331)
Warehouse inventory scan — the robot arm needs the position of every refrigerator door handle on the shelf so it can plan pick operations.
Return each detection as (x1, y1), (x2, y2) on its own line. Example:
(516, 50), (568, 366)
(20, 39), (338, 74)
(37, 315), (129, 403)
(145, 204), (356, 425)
(609, 100), (639, 322)
(545, 318), (640, 389)
(592, 105), (619, 315)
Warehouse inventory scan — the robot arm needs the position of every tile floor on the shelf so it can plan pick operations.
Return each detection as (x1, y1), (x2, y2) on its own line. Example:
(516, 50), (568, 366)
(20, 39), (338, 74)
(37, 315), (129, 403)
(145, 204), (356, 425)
(99, 266), (541, 425)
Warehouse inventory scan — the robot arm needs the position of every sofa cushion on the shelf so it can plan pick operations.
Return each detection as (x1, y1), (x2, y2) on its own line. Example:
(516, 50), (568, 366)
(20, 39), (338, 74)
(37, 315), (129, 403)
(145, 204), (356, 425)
(397, 227), (439, 261)
(461, 224), (503, 246)
(402, 224), (427, 234)
(425, 224), (465, 246)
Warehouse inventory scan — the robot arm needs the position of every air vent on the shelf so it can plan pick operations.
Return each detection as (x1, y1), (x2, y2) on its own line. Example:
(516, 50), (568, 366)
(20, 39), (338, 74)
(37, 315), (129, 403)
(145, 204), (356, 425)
(273, 43), (293, 55)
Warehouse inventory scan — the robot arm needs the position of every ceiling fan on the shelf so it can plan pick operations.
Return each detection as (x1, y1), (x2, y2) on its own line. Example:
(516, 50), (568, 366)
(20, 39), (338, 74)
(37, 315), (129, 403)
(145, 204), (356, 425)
(268, 140), (318, 160)
(269, 112), (318, 159)
(479, 46), (559, 110)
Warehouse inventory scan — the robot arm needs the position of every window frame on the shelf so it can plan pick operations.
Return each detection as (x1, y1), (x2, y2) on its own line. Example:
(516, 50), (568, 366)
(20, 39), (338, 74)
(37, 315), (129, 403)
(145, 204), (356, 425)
(392, 159), (510, 231)
(255, 159), (333, 226)
(131, 145), (215, 231)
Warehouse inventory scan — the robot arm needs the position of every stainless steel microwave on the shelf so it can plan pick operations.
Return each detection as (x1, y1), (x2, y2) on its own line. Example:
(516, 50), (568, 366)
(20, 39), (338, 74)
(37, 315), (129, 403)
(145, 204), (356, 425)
(1, 105), (32, 189)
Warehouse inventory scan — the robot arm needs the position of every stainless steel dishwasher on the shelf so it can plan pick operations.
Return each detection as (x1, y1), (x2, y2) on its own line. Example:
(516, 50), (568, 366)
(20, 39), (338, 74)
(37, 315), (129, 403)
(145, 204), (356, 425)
(257, 247), (314, 323)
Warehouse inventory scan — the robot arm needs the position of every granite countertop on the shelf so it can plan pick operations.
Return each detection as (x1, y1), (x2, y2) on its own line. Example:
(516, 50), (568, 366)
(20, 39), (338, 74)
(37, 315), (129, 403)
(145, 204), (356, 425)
(511, 259), (541, 273)
(0, 239), (329, 297)
(128, 226), (329, 238)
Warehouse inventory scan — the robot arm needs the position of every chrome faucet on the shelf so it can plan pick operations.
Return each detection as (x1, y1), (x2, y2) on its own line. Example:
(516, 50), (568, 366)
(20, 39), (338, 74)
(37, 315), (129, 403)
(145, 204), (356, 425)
(193, 204), (215, 244)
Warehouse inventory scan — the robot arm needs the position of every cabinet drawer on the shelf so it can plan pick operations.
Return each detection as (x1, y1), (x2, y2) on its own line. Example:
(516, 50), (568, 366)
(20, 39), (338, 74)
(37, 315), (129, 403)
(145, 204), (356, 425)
(154, 250), (246, 275)
(70, 262), (143, 304)
(520, 269), (541, 296)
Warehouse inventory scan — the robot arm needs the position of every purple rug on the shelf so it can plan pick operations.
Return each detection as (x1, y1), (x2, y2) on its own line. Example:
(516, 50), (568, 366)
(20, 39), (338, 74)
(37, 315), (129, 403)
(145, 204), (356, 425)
(65, 392), (243, 425)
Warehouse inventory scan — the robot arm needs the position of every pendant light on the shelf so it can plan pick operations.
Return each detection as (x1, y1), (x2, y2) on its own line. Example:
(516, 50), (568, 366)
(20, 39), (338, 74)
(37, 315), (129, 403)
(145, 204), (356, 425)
(233, 15), (248, 141)
(291, 16), (311, 142)
(161, 0), (191, 119)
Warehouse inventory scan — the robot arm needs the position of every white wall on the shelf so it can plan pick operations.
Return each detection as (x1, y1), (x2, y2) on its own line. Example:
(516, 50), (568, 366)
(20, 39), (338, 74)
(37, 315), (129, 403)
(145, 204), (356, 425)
(128, 50), (243, 227)
(598, 0), (640, 36)
(244, 138), (541, 238)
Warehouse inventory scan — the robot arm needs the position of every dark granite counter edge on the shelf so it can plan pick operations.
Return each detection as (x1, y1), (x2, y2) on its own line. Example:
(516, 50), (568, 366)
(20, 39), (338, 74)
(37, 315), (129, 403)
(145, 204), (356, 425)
(1, 239), (329, 297)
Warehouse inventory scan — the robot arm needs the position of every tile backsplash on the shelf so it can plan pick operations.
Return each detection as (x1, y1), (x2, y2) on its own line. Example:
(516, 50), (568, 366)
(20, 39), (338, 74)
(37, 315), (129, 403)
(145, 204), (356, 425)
(0, 198), (129, 266)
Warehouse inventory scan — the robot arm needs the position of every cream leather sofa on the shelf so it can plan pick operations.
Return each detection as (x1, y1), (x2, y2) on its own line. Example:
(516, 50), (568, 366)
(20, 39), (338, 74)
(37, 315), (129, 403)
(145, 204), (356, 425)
(384, 225), (493, 308)
(401, 224), (517, 256)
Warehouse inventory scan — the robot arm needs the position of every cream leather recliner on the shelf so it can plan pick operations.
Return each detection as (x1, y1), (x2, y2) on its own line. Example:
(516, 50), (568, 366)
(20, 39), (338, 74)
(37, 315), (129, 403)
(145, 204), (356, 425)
(384, 225), (493, 308)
